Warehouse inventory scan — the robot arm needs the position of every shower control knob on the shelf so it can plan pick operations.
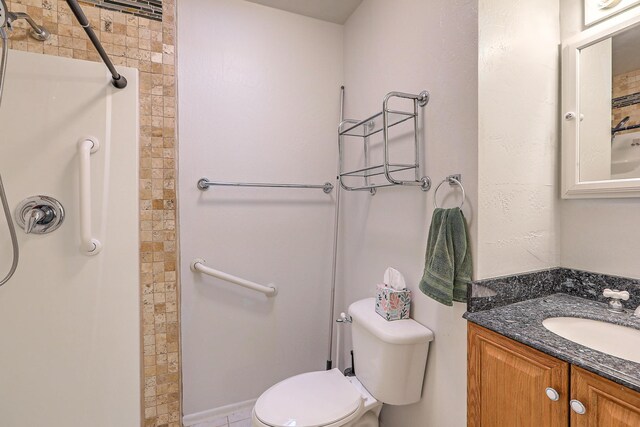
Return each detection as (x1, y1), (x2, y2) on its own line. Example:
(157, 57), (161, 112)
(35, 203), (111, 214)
(24, 205), (51, 234)
(15, 195), (64, 235)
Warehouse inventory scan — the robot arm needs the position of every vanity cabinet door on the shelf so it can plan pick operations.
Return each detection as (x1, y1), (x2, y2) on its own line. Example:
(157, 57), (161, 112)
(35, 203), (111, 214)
(468, 323), (570, 427)
(571, 366), (640, 427)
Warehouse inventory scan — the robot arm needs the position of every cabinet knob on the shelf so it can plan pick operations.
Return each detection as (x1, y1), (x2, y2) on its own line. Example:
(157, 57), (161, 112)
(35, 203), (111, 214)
(545, 387), (560, 401)
(570, 399), (587, 415)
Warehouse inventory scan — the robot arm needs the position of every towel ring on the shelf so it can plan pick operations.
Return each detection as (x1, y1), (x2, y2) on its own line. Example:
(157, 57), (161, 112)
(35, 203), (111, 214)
(434, 176), (465, 209)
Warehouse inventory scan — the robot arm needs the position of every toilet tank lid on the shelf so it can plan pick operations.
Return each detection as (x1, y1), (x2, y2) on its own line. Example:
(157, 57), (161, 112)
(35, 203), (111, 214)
(348, 298), (434, 345)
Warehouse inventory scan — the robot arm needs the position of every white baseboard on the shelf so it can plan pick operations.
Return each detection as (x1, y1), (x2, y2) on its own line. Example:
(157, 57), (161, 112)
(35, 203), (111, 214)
(183, 399), (257, 426)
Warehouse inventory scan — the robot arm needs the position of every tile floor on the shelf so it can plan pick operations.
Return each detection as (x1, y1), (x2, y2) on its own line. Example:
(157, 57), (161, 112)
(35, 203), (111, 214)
(192, 406), (253, 427)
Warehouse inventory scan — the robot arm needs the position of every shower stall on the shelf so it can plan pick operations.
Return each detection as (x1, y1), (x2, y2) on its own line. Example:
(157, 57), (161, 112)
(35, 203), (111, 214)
(0, 48), (140, 426)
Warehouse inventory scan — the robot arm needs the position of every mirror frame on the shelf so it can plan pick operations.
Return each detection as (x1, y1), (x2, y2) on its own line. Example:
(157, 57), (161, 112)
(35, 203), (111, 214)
(562, 9), (640, 198)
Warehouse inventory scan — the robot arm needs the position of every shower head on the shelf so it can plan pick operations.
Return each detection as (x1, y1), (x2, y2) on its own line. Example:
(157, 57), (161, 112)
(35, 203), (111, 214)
(7, 11), (50, 41)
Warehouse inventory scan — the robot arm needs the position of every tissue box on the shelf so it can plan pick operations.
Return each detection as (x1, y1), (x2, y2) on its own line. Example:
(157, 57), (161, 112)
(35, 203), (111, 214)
(375, 288), (411, 321)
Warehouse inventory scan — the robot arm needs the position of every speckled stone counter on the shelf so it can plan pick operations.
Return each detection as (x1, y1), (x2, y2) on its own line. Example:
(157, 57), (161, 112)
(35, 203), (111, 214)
(464, 293), (640, 393)
(468, 268), (640, 312)
(467, 269), (559, 312)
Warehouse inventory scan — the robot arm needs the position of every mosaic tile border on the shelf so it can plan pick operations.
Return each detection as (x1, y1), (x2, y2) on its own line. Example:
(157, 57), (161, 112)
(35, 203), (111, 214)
(613, 91), (640, 109)
(81, 0), (162, 22)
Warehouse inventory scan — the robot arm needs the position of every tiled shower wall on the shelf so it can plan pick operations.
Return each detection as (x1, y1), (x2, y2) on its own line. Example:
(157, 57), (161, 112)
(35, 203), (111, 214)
(4, 1), (180, 426)
(613, 69), (640, 129)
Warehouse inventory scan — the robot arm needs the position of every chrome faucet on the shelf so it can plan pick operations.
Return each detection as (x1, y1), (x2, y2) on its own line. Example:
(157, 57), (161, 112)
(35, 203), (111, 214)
(603, 289), (630, 313)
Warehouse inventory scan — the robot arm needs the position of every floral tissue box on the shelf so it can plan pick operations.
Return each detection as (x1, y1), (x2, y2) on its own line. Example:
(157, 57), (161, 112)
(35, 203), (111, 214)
(375, 287), (411, 321)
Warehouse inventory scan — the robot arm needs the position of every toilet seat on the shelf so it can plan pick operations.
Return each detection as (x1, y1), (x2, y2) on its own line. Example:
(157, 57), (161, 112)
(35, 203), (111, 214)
(253, 369), (365, 427)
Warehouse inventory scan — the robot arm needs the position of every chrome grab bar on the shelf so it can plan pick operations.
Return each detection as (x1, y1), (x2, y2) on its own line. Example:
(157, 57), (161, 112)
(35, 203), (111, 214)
(197, 177), (334, 194)
(78, 136), (102, 255)
(190, 258), (278, 297)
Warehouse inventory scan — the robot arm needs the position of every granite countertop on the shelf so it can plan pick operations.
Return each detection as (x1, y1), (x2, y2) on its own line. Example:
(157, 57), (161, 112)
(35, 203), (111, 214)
(464, 293), (640, 392)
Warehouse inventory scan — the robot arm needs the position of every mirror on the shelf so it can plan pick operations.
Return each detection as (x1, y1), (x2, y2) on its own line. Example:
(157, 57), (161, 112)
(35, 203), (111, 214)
(585, 0), (640, 26)
(562, 10), (640, 197)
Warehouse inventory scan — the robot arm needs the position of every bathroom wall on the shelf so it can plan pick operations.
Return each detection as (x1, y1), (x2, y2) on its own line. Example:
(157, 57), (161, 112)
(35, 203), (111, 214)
(0, 50), (139, 426)
(177, 0), (343, 422)
(477, 0), (561, 279)
(3, 1), (180, 425)
(339, 1), (478, 426)
(560, 0), (640, 279)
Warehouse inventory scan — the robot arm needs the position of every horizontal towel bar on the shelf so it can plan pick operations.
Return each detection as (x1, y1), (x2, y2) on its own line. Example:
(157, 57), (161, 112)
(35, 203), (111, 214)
(197, 177), (334, 194)
(190, 258), (277, 297)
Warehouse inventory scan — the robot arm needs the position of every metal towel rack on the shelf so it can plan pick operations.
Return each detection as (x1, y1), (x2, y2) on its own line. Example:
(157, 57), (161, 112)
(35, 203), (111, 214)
(338, 90), (431, 195)
(197, 178), (334, 194)
(433, 174), (465, 209)
(190, 258), (278, 297)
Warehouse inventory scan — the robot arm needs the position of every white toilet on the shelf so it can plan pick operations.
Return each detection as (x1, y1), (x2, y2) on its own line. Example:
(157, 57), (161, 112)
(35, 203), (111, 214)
(252, 298), (435, 427)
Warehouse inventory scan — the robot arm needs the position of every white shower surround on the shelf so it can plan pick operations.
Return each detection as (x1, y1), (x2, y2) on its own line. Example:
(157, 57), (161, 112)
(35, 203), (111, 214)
(0, 50), (140, 426)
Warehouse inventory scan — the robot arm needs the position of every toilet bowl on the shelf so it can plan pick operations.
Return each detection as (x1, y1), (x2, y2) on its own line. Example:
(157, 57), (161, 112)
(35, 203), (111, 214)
(252, 369), (381, 427)
(252, 298), (434, 427)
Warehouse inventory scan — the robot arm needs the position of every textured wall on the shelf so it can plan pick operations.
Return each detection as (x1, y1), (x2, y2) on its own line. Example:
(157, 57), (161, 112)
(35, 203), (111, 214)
(477, 0), (561, 279)
(4, 0), (180, 425)
(560, 0), (640, 279)
(340, 1), (478, 426)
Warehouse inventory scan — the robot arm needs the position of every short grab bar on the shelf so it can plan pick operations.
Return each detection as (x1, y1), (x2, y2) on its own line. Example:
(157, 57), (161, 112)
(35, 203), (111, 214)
(190, 258), (278, 297)
(78, 136), (102, 255)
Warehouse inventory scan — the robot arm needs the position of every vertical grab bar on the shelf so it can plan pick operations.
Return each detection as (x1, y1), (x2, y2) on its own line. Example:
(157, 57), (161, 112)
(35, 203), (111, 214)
(78, 136), (102, 255)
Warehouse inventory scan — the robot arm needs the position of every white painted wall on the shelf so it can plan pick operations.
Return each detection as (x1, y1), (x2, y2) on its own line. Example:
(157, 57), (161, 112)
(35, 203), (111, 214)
(0, 50), (140, 426)
(560, 0), (640, 279)
(177, 0), (343, 419)
(477, 0), (561, 279)
(339, 1), (478, 426)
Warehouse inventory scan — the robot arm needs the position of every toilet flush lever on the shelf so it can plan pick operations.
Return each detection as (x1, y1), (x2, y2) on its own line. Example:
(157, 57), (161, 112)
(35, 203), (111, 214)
(337, 313), (352, 323)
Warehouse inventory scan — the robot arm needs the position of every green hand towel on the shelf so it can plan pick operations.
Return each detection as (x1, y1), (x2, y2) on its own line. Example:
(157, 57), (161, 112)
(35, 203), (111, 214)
(419, 207), (472, 306)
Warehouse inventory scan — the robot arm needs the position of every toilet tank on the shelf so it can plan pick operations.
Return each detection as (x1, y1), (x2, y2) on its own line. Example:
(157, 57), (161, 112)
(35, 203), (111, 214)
(348, 298), (434, 405)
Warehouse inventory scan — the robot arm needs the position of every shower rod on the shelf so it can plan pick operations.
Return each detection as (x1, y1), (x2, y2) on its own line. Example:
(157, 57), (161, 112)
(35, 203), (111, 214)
(65, 0), (127, 89)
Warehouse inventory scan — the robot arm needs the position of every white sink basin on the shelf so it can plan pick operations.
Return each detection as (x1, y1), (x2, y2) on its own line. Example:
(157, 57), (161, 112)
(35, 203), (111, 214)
(612, 130), (640, 178)
(542, 317), (640, 363)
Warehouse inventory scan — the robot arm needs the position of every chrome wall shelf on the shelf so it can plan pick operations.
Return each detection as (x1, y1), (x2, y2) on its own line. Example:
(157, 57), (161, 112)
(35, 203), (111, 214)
(338, 90), (431, 195)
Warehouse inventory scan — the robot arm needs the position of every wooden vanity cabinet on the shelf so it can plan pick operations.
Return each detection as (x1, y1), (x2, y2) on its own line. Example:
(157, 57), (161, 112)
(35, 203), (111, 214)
(468, 323), (640, 427)
(571, 366), (640, 427)
(468, 323), (569, 427)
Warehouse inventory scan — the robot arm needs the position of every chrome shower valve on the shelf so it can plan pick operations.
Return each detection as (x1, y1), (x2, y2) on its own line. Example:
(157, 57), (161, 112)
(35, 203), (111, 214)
(14, 195), (64, 235)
